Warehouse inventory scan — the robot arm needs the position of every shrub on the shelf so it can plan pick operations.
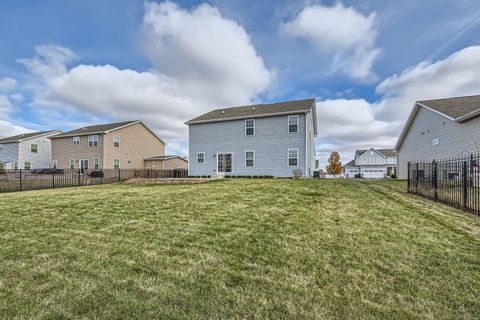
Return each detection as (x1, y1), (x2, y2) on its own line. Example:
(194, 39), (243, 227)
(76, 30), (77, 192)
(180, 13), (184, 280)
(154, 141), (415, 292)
(90, 170), (105, 178)
(390, 173), (397, 179)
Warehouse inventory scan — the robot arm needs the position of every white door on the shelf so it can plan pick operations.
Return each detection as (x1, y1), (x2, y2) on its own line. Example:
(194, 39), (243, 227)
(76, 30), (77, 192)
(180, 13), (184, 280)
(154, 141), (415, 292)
(363, 170), (385, 179)
(217, 153), (233, 173)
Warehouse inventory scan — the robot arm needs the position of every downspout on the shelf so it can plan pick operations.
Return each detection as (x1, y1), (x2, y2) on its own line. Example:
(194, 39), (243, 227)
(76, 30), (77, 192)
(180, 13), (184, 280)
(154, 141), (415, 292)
(305, 112), (308, 177)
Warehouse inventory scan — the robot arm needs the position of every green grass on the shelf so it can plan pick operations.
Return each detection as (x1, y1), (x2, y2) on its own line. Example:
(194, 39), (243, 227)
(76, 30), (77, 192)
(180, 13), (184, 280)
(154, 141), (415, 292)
(0, 179), (479, 319)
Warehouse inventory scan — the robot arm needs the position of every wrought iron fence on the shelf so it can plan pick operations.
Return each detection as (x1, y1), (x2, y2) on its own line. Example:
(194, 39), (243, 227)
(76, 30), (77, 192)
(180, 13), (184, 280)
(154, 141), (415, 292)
(0, 168), (188, 193)
(408, 155), (480, 215)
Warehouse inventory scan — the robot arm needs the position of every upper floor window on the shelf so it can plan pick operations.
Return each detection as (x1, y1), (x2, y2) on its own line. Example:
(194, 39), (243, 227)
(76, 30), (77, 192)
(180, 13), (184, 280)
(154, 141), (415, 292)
(113, 159), (120, 169)
(288, 115), (298, 133)
(197, 153), (205, 163)
(31, 144), (38, 153)
(73, 136), (80, 145)
(114, 136), (120, 148)
(245, 119), (255, 136)
(245, 151), (254, 167)
(288, 149), (298, 167)
(88, 135), (98, 147)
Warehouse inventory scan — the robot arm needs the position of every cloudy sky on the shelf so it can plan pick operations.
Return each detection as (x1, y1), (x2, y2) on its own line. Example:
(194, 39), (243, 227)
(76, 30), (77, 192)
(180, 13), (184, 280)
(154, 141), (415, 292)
(1, 0), (480, 166)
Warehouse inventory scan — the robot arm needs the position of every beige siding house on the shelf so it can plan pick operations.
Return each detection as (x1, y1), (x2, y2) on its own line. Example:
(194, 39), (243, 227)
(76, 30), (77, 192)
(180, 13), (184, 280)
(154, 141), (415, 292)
(50, 120), (178, 170)
(144, 156), (188, 169)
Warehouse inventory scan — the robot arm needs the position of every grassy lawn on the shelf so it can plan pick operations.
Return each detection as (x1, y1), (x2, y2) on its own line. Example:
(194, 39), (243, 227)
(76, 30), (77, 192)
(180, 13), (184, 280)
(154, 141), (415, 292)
(0, 179), (479, 319)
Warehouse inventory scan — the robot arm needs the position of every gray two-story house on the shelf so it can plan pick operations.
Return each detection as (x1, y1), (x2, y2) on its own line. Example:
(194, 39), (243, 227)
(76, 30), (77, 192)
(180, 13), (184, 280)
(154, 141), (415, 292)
(186, 99), (317, 177)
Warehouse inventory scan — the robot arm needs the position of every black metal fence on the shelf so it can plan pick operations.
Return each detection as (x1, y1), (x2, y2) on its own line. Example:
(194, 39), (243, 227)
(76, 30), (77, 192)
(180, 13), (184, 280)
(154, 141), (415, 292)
(0, 168), (188, 193)
(408, 155), (480, 215)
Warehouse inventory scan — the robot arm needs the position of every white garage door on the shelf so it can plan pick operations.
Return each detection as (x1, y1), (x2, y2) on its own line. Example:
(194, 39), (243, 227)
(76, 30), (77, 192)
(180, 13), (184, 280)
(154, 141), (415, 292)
(363, 170), (385, 179)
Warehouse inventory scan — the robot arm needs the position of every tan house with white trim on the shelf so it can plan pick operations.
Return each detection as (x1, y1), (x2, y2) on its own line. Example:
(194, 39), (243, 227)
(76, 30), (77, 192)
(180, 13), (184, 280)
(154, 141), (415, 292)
(50, 120), (184, 170)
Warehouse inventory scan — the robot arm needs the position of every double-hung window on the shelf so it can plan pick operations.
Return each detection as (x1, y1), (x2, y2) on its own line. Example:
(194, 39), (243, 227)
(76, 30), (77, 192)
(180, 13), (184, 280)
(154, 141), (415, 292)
(24, 162), (31, 170)
(113, 159), (120, 169)
(69, 160), (75, 169)
(288, 149), (298, 166)
(245, 119), (255, 136)
(94, 158), (99, 169)
(245, 151), (254, 167)
(88, 135), (98, 147)
(51, 160), (58, 169)
(197, 153), (205, 163)
(31, 144), (38, 153)
(73, 136), (80, 145)
(113, 136), (120, 148)
(288, 115), (298, 133)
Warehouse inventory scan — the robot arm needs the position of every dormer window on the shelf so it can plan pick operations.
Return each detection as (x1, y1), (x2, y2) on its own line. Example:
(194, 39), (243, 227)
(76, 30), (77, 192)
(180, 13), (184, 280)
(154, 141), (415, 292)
(88, 135), (98, 147)
(245, 119), (255, 136)
(114, 136), (120, 148)
(73, 136), (80, 145)
(288, 115), (298, 133)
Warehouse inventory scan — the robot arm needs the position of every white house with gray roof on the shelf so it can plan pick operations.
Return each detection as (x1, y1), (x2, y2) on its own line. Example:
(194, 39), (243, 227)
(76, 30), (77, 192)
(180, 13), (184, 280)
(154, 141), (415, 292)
(343, 148), (397, 179)
(396, 95), (480, 179)
(0, 130), (62, 170)
(186, 99), (317, 177)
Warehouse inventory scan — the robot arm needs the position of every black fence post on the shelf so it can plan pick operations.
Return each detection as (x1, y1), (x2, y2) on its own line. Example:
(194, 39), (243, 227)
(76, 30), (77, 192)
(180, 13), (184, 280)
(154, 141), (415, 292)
(19, 169), (22, 191)
(52, 172), (55, 189)
(78, 169), (81, 186)
(407, 161), (411, 192)
(118, 169), (121, 182)
(463, 160), (468, 210)
(433, 160), (438, 199)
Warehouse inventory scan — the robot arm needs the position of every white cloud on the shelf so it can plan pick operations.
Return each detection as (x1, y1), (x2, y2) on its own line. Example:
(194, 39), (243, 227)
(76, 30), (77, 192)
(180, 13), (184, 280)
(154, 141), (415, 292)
(0, 95), (15, 114)
(316, 45), (480, 167)
(376, 45), (480, 121)
(0, 77), (18, 91)
(0, 95), (30, 138)
(18, 1), (272, 155)
(282, 3), (380, 81)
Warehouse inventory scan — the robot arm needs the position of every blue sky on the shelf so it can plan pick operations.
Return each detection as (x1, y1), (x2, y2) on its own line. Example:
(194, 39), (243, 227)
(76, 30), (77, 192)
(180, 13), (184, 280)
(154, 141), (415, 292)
(1, 0), (480, 166)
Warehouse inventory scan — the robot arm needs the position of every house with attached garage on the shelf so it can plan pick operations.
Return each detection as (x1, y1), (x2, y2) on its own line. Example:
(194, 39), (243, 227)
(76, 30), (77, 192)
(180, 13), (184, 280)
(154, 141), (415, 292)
(396, 95), (480, 179)
(343, 148), (397, 179)
(0, 130), (62, 170)
(49, 120), (182, 170)
(185, 98), (317, 178)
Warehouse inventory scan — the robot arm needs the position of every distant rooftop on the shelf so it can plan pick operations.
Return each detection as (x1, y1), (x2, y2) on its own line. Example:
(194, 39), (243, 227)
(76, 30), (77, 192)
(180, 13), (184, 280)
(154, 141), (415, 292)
(51, 120), (139, 138)
(0, 131), (60, 144)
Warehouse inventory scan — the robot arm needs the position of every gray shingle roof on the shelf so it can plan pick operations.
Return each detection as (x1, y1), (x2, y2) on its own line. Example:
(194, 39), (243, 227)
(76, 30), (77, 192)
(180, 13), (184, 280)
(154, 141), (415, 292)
(418, 95), (480, 119)
(355, 149), (396, 157)
(344, 160), (356, 166)
(51, 120), (139, 139)
(186, 98), (316, 124)
(0, 131), (59, 144)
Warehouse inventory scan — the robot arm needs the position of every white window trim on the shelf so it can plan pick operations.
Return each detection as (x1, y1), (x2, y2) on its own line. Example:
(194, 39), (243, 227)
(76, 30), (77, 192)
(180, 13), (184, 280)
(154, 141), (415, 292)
(287, 148), (299, 167)
(288, 115), (299, 134)
(31, 143), (38, 153)
(216, 152), (234, 174)
(51, 160), (58, 169)
(73, 136), (80, 145)
(80, 159), (89, 170)
(24, 161), (32, 170)
(245, 150), (255, 168)
(196, 152), (205, 163)
(114, 136), (120, 147)
(69, 159), (75, 169)
(245, 119), (255, 136)
(93, 158), (100, 169)
(88, 135), (98, 147)
(113, 159), (120, 169)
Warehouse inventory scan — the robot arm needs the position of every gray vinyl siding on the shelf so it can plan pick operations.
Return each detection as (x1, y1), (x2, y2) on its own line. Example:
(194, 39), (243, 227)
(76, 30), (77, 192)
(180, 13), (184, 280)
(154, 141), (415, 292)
(306, 111), (316, 177)
(0, 142), (18, 167)
(189, 114), (310, 177)
(398, 107), (480, 178)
